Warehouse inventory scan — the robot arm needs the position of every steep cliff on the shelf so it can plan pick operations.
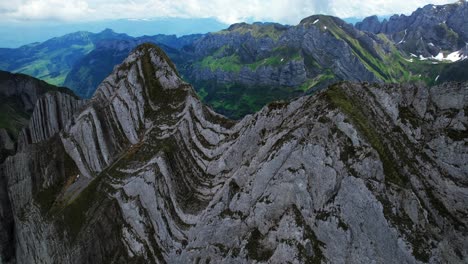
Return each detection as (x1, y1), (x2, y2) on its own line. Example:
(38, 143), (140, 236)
(0, 70), (75, 138)
(0, 71), (80, 263)
(0, 43), (467, 263)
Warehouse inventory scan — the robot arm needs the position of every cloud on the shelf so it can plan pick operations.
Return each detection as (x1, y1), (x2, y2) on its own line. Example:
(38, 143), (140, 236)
(4, 0), (93, 21)
(0, 0), (458, 24)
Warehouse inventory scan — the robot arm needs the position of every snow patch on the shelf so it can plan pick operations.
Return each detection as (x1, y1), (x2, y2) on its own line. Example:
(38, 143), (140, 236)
(419, 55), (428, 61)
(428, 43), (435, 47)
(434, 53), (444, 60)
(397, 29), (407, 44)
(313, 19), (319, 24)
(323, 26), (327, 30)
(417, 50), (467, 62)
(435, 75), (440, 82)
(445, 51), (466, 62)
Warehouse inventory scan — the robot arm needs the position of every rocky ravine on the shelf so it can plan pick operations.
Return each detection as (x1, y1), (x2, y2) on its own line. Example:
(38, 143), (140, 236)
(0, 43), (467, 263)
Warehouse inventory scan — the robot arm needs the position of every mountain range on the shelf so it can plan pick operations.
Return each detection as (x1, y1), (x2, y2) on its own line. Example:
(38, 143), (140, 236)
(0, 18), (228, 48)
(0, 42), (466, 264)
(0, 1), (467, 118)
(0, 3), (467, 263)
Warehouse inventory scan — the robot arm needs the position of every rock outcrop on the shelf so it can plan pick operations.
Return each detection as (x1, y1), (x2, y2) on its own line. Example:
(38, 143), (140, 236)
(0, 43), (467, 263)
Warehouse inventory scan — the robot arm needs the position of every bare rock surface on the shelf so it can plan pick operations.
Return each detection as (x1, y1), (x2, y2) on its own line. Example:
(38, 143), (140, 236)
(0, 43), (467, 263)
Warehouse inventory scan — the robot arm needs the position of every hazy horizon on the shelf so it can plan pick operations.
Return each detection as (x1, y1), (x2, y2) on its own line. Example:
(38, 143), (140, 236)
(0, 0), (457, 48)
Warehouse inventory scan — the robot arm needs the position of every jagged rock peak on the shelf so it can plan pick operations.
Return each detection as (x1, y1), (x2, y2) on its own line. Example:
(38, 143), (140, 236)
(59, 42), (230, 180)
(93, 43), (184, 101)
(355, 15), (381, 33)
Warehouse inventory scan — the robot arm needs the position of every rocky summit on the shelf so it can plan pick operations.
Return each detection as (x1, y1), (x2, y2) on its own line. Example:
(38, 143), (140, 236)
(0, 43), (467, 263)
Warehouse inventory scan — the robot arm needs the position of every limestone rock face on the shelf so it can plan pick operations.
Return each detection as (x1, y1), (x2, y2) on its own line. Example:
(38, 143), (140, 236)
(0, 71), (80, 264)
(0, 44), (467, 264)
(17, 92), (85, 149)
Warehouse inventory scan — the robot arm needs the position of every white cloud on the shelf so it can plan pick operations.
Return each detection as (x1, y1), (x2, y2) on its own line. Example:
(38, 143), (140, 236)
(0, 0), (458, 24)
(4, 0), (93, 21)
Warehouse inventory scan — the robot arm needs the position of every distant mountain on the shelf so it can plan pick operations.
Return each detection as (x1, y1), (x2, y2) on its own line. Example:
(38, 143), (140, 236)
(356, 1), (468, 57)
(179, 14), (466, 118)
(343, 16), (391, 25)
(0, 29), (132, 86)
(0, 18), (228, 48)
(0, 28), (202, 98)
(1, 2), (467, 119)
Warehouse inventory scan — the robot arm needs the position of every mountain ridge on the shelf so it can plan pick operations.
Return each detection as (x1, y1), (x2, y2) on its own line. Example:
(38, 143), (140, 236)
(0, 43), (466, 263)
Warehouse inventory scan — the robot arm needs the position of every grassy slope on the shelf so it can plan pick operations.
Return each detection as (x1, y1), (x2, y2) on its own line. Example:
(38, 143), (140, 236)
(196, 81), (304, 119)
(214, 23), (287, 41)
(11, 43), (95, 86)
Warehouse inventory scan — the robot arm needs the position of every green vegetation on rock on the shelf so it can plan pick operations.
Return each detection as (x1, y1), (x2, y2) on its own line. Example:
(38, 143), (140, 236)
(214, 22), (287, 41)
(325, 84), (409, 187)
(199, 54), (242, 72)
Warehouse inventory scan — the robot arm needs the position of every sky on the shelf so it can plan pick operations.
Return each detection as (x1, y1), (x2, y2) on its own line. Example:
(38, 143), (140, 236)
(0, 0), (457, 25)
